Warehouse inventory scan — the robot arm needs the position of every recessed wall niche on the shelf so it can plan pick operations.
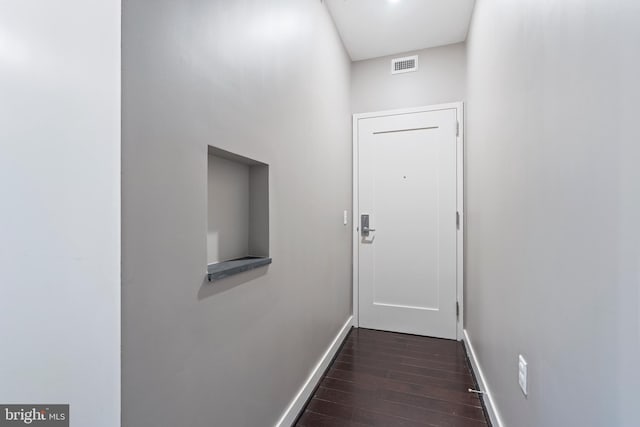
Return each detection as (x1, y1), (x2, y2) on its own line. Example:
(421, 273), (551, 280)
(207, 146), (270, 281)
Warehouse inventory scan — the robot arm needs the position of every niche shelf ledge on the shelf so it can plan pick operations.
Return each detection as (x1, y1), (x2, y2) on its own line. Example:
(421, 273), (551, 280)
(207, 257), (272, 282)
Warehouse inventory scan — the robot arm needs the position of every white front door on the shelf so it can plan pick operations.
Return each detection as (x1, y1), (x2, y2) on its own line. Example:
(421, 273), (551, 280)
(356, 107), (459, 339)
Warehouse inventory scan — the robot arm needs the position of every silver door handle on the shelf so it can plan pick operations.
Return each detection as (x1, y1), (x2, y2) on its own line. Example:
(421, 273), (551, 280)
(361, 214), (376, 235)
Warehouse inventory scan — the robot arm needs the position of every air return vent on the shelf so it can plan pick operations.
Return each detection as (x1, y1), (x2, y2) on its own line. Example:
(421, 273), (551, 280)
(391, 55), (418, 74)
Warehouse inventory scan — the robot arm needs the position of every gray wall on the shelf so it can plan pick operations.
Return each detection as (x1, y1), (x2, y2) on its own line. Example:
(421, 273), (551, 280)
(208, 154), (251, 263)
(122, 1), (352, 426)
(351, 43), (466, 113)
(0, 1), (121, 425)
(465, 0), (640, 426)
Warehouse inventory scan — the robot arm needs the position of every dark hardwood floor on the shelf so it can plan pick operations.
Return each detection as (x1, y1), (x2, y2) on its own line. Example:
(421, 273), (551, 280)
(295, 328), (489, 427)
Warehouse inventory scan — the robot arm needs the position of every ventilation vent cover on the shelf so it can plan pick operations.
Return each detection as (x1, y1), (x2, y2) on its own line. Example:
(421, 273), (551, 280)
(391, 55), (418, 74)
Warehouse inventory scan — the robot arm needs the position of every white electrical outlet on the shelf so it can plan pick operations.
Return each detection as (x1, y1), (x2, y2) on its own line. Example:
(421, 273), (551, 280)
(343, 210), (348, 225)
(518, 354), (528, 396)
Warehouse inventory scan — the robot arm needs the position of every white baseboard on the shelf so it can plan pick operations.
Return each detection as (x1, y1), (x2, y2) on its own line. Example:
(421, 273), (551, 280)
(274, 316), (353, 427)
(463, 329), (505, 427)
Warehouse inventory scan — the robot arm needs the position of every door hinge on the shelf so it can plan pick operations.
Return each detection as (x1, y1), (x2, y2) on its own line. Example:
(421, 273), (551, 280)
(456, 121), (460, 137)
(456, 301), (460, 318)
(456, 211), (460, 229)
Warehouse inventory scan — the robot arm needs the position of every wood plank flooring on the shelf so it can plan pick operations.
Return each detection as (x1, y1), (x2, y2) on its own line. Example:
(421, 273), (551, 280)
(295, 328), (489, 427)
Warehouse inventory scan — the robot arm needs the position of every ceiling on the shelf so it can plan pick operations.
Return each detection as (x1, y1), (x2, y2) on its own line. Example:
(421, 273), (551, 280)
(325, 0), (476, 61)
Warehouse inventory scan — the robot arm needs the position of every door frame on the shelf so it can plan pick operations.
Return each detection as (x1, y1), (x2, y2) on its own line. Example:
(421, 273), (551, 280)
(352, 102), (465, 340)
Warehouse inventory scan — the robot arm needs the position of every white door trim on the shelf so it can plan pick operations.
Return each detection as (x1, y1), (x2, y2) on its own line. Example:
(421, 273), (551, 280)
(352, 102), (464, 340)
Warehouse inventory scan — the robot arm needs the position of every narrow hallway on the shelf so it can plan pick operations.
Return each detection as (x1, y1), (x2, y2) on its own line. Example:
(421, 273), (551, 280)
(4, 1), (639, 426)
(296, 329), (489, 426)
